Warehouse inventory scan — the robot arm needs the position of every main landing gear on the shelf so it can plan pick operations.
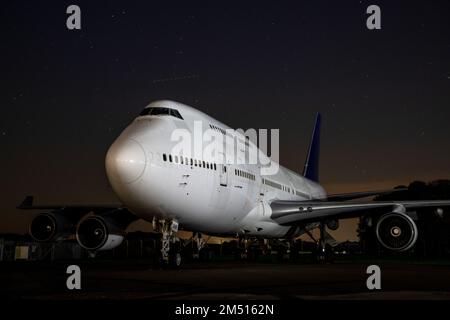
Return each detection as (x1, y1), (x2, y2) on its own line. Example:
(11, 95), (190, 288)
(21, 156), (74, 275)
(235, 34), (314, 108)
(317, 222), (334, 263)
(192, 232), (206, 259)
(152, 217), (182, 268)
(233, 237), (296, 262)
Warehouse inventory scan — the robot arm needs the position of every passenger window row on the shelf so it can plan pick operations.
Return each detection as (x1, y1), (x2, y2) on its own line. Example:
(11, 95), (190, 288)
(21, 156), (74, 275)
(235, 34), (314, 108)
(209, 124), (226, 135)
(296, 190), (309, 198)
(262, 178), (294, 194)
(162, 153), (217, 171)
(234, 169), (255, 181)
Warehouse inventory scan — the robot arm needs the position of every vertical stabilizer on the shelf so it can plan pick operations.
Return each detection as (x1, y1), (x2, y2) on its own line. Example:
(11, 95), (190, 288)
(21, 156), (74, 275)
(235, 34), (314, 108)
(303, 113), (321, 182)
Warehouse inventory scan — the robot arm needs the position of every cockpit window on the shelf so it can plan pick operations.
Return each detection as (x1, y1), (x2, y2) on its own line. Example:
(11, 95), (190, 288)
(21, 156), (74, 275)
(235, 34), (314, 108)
(170, 109), (183, 119)
(139, 107), (184, 120)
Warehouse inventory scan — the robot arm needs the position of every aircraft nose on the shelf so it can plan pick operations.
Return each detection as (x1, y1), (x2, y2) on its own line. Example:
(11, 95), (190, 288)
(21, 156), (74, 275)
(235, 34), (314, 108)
(105, 139), (146, 184)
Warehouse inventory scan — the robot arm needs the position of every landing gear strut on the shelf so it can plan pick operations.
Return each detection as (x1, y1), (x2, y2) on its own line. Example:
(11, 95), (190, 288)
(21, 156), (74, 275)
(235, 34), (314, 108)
(236, 237), (249, 260)
(153, 217), (181, 267)
(317, 222), (333, 263)
(192, 232), (206, 259)
(318, 222), (326, 263)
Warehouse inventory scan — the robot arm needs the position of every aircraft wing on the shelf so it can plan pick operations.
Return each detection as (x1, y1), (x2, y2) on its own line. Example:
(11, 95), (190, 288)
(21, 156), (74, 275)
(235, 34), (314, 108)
(17, 195), (137, 226)
(270, 200), (450, 225)
(18, 195), (121, 211)
(324, 188), (407, 201)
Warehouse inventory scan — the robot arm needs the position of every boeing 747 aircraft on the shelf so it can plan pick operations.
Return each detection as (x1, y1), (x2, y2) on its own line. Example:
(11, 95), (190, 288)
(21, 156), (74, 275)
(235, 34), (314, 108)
(19, 100), (450, 266)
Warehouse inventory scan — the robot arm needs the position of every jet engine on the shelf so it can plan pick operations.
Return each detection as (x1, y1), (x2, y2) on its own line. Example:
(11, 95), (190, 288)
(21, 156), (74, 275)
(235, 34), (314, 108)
(29, 213), (72, 242)
(375, 212), (418, 252)
(76, 216), (124, 251)
(326, 219), (339, 231)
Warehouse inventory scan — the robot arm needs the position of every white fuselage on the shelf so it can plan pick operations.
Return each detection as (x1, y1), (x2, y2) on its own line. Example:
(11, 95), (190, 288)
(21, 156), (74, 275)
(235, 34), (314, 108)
(105, 100), (326, 238)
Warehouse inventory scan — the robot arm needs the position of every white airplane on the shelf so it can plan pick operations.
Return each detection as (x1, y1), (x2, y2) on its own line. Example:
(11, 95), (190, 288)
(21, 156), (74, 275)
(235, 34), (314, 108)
(20, 100), (450, 266)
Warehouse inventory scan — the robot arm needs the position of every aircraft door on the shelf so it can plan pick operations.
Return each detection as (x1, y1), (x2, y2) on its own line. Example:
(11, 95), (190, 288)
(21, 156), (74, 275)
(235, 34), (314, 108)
(219, 164), (228, 186)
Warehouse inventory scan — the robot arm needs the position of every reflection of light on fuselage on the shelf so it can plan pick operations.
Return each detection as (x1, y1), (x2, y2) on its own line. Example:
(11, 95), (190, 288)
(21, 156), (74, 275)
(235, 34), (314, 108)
(106, 100), (326, 239)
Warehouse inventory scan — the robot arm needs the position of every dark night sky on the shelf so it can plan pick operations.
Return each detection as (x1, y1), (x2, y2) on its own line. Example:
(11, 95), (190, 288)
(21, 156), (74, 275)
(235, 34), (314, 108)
(1, 1), (449, 239)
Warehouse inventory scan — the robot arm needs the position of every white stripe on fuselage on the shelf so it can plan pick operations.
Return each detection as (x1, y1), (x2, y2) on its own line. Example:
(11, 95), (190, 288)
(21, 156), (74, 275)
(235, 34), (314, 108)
(105, 100), (326, 238)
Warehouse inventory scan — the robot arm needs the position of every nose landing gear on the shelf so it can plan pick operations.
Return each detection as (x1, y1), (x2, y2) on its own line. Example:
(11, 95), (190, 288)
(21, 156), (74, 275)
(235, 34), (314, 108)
(152, 217), (181, 267)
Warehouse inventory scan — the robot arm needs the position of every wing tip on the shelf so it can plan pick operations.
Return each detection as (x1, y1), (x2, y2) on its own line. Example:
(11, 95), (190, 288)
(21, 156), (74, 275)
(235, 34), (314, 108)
(17, 195), (34, 209)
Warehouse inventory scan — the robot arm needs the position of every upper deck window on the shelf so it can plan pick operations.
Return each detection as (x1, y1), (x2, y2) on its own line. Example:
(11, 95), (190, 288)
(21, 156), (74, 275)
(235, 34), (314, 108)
(139, 107), (184, 120)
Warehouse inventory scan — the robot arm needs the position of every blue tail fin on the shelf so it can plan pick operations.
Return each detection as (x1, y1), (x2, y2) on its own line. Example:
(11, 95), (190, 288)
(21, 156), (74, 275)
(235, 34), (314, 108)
(303, 113), (321, 182)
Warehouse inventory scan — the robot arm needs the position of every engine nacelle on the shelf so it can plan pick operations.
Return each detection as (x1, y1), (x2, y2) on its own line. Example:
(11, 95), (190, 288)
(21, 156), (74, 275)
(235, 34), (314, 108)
(76, 216), (124, 251)
(29, 213), (72, 242)
(375, 212), (418, 252)
(326, 219), (339, 231)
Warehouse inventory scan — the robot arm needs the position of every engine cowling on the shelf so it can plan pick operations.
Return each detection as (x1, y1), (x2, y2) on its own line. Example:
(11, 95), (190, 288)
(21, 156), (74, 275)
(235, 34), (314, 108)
(29, 213), (72, 242)
(76, 216), (124, 251)
(375, 212), (418, 252)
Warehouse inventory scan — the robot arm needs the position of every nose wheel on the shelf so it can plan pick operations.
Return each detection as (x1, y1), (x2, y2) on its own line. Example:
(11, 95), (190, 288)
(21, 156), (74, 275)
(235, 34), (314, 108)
(153, 217), (181, 267)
